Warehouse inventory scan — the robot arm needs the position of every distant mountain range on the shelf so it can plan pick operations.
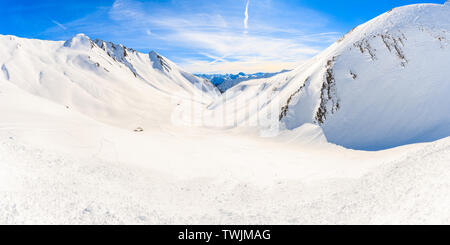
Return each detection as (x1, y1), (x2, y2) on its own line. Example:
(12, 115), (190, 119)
(196, 70), (291, 92)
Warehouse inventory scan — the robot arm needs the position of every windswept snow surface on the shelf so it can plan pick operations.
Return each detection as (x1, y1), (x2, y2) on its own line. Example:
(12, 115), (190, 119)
(1, 3), (450, 225)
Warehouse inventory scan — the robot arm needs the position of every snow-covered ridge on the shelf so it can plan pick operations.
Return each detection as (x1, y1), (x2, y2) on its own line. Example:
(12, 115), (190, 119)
(0, 33), (219, 129)
(92, 37), (140, 77)
(213, 3), (450, 150)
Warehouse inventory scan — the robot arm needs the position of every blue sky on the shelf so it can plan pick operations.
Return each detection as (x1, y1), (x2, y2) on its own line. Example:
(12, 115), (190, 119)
(0, 0), (445, 73)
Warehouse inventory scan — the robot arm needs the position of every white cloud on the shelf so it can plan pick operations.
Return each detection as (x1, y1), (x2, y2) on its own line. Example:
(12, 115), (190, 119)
(181, 59), (300, 74)
(144, 16), (331, 73)
(169, 31), (317, 73)
(167, 31), (320, 59)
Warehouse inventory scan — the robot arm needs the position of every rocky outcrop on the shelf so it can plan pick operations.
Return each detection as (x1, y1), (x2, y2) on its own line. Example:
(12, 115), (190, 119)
(315, 57), (340, 124)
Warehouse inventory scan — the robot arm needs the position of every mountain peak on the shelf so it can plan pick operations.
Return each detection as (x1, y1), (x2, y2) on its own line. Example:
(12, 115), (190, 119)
(93, 39), (135, 59)
(63, 33), (93, 50)
(271, 2), (450, 150)
(149, 51), (171, 72)
(336, 3), (450, 48)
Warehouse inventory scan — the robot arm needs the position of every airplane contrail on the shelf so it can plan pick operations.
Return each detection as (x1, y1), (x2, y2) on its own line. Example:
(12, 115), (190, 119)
(244, 0), (250, 33)
(51, 20), (67, 30)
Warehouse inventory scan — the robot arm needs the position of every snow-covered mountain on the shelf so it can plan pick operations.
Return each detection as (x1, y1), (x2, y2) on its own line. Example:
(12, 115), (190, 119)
(212, 3), (450, 150)
(0, 33), (219, 129)
(4, 4), (449, 151)
(2, 2), (450, 225)
(196, 70), (290, 92)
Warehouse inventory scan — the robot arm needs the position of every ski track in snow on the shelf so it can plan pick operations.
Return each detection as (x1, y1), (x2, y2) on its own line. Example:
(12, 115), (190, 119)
(1, 64), (9, 80)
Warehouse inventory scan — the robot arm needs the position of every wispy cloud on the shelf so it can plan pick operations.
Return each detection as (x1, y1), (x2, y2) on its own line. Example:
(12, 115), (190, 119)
(51, 19), (67, 30)
(41, 0), (342, 73)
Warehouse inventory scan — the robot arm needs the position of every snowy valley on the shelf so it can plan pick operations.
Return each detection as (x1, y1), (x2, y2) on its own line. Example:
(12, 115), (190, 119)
(1, 3), (450, 224)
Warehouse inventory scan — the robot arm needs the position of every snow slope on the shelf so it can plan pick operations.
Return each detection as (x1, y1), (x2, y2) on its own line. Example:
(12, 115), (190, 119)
(0, 34), (219, 130)
(2, 77), (450, 224)
(213, 3), (450, 150)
